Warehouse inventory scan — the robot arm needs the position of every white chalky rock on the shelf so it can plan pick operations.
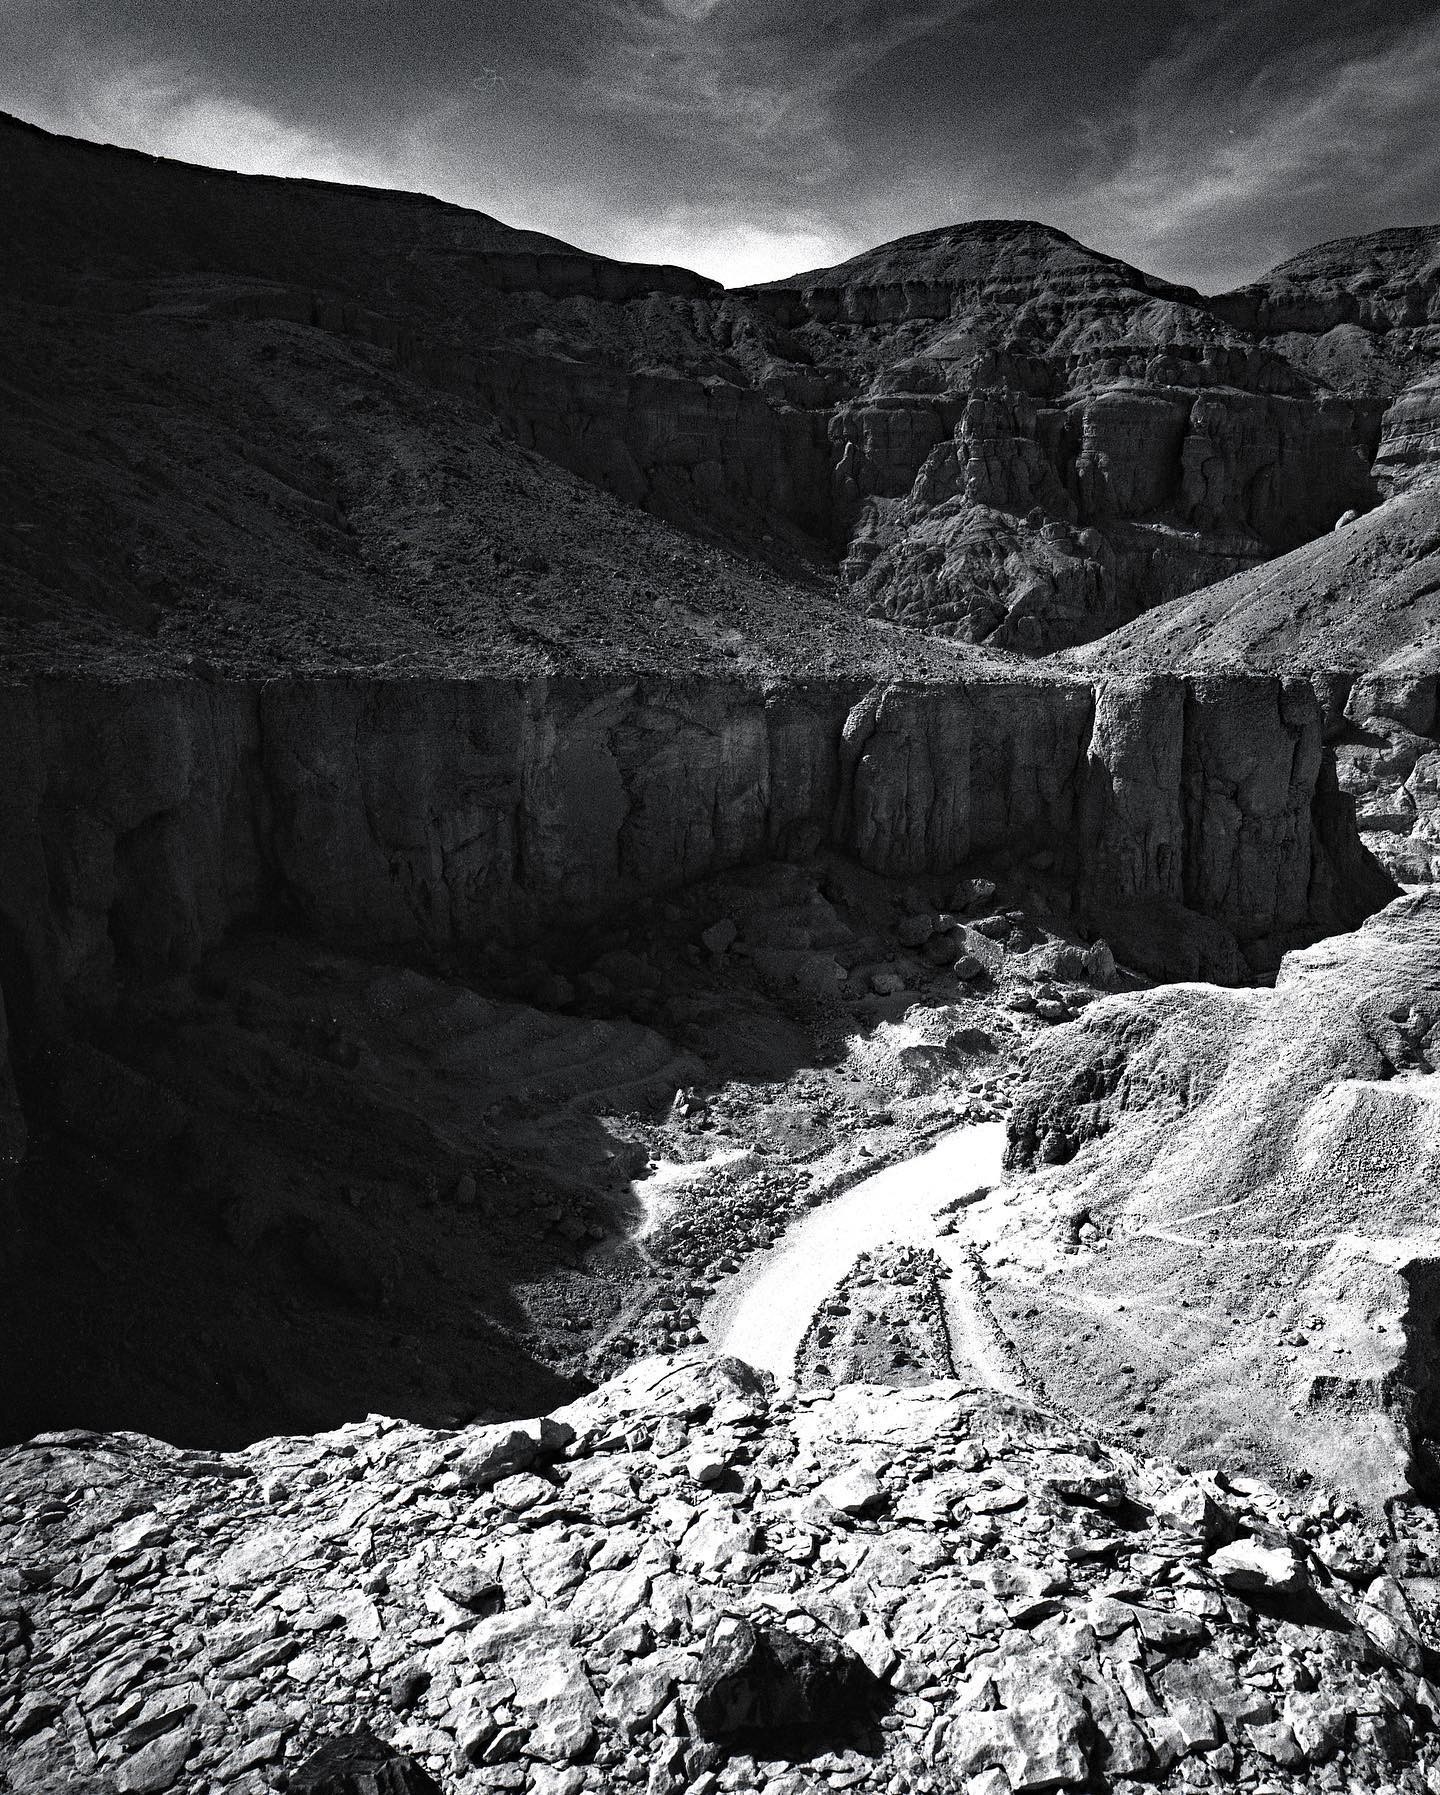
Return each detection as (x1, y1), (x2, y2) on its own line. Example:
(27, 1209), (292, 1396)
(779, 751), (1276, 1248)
(843, 1621), (898, 1681)
(686, 1440), (729, 1484)
(815, 1465), (885, 1514)
(1208, 1537), (1309, 1593)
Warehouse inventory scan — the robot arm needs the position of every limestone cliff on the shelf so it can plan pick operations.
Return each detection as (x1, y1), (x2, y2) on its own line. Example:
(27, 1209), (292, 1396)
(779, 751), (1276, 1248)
(1072, 481), (1440, 883)
(0, 671), (1392, 1056)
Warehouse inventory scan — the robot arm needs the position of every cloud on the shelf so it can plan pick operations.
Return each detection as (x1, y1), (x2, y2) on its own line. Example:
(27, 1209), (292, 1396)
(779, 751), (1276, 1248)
(12, 58), (387, 187)
(0, 0), (1436, 289)
(1058, 5), (1440, 287)
(561, 0), (971, 182)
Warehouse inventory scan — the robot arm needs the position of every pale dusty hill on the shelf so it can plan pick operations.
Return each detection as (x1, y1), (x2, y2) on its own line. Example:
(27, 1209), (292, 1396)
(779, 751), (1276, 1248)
(1001, 890), (1440, 1507)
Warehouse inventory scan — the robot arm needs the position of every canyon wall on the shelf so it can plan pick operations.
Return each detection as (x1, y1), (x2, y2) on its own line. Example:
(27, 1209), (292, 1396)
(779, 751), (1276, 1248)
(1077, 482), (1440, 886)
(183, 225), (1440, 650)
(1333, 666), (1440, 885)
(0, 672), (1394, 1052)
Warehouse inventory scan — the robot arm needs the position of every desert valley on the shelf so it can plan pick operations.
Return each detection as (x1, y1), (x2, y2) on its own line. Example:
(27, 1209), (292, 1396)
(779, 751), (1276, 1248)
(1, 108), (1439, 1795)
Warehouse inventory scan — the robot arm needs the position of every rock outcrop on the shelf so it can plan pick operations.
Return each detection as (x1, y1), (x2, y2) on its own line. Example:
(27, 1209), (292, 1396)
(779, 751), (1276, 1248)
(5, 1353), (1440, 1795)
(1001, 891), (1440, 1506)
(745, 221), (1438, 648)
(1072, 480), (1440, 884)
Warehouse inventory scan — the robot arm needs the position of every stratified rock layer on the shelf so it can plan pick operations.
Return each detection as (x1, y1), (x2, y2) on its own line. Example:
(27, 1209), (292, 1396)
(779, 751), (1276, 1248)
(746, 221), (1437, 647)
(4, 113), (1438, 660)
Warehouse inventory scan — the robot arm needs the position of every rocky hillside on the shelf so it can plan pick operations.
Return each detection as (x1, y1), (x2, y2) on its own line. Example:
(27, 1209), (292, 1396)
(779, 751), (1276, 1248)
(1001, 891), (1440, 1506)
(6, 1352), (1440, 1795)
(1072, 483), (1440, 678)
(754, 223), (1437, 650)
(1, 112), (1437, 1795)
(3, 113), (1437, 666)
(1210, 229), (1440, 496)
(0, 111), (965, 688)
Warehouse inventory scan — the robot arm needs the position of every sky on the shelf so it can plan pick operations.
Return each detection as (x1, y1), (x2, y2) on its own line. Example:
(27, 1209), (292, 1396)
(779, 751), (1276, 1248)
(5, 0), (1439, 291)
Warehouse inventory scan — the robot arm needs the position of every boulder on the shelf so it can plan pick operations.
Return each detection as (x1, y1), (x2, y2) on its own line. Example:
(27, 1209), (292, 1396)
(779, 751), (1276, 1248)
(815, 1465), (886, 1515)
(456, 1416), (576, 1491)
(1152, 1475), (1240, 1542)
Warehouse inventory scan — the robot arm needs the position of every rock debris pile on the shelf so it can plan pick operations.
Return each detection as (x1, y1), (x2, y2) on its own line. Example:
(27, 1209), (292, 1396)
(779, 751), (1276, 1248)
(795, 1248), (955, 1390)
(5, 1354), (1440, 1795)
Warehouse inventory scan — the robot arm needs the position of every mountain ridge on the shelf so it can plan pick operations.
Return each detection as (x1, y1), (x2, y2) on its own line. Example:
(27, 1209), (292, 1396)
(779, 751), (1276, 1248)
(2, 109), (1437, 667)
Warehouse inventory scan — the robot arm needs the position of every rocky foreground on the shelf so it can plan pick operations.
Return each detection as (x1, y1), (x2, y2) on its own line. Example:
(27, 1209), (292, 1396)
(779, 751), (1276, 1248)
(5, 1353), (1440, 1795)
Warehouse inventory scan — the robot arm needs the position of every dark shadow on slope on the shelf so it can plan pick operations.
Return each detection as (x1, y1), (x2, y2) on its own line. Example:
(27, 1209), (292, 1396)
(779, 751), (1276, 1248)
(0, 928), (681, 1449)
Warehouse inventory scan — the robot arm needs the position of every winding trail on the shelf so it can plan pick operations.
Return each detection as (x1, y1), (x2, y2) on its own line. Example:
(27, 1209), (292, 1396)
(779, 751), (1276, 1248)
(702, 1122), (1030, 1393)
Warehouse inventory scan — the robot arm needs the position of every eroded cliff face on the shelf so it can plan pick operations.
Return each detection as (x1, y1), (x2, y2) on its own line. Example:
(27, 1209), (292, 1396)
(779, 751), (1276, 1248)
(1333, 666), (1440, 886)
(1073, 481), (1440, 886)
(0, 670), (1393, 1058)
(828, 357), (1379, 650)
(1211, 228), (1440, 506)
(5, 115), (1437, 663)
(737, 222), (1438, 649)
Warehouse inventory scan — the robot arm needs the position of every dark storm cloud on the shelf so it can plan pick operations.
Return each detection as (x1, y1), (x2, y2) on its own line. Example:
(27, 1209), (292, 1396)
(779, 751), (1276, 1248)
(5, 0), (1438, 288)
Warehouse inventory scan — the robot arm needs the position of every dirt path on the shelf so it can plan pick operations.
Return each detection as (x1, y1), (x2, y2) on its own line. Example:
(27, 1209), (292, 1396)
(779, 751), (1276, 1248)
(931, 1239), (1043, 1398)
(702, 1122), (1018, 1387)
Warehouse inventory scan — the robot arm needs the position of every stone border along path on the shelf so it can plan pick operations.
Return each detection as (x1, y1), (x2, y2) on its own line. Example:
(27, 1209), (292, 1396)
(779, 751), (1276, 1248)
(702, 1124), (1027, 1394)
